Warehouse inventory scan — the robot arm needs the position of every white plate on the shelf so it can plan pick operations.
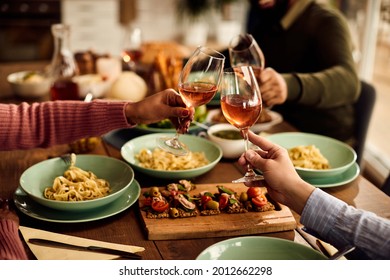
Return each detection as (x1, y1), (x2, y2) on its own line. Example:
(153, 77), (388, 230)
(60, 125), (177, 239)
(13, 180), (140, 223)
(305, 162), (360, 188)
(206, 109), (283, 132)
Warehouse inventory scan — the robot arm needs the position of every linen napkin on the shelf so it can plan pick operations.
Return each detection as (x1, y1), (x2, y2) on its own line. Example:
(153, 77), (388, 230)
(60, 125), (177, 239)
(19, 226), (145, 260)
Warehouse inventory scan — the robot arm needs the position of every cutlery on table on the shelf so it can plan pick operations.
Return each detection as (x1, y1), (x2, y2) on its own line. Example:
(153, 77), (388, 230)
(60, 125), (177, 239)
(328, 245), (355, 260)
(28, 238), (142, 260)
(296, 227), (323, 253)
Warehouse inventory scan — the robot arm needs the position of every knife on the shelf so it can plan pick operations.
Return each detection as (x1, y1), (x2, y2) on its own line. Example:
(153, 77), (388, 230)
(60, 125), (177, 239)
(28, 238), (142, 260)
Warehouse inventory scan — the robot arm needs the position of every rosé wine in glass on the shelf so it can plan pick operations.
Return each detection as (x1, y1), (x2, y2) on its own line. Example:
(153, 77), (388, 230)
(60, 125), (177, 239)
(179, 82), (218, 108)
(221, 96), (262, 129)
(157, 46), (225, 156)
(220, 66), (264, 183)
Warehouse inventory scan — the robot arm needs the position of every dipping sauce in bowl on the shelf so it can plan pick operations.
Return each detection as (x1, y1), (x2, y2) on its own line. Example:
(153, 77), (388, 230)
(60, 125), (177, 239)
(207, 124), (245, 159)
(212, 129), (242, 140)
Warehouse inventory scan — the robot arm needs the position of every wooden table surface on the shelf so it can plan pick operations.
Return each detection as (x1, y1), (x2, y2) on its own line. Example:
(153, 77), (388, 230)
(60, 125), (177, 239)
(2, 61), (390, 260)
(1, 120), (390, 260)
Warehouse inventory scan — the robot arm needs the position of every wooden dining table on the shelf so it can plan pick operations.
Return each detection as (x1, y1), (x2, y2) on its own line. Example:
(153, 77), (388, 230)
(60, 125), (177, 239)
(1, 119), (390, 260)
(1, 61), (390, 260)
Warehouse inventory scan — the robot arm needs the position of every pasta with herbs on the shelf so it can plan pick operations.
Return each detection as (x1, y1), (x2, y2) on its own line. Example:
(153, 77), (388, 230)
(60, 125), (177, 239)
(44, 153), (111, 201)
(288, 145), (330, 170)
(136, 148), (209, 171)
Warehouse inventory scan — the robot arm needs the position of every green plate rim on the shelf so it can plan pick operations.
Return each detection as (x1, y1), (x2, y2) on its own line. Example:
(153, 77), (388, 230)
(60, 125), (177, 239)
(13, 180), (141, 223)
(196, 236), (327, 260)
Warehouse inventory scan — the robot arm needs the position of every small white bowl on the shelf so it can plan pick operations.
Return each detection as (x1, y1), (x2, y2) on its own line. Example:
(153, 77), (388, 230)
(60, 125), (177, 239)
(206, 124), (245, 159)
(72, 74), (111, 99)
(7, 71), (51, 98)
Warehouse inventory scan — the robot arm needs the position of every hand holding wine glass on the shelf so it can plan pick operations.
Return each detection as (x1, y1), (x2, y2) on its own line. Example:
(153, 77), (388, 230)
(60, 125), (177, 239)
(157, 46), (225, 156)
(220, 66), (264, 183)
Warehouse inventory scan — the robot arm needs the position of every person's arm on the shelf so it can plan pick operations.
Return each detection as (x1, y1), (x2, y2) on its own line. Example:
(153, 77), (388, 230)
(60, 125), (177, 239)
(239, 131), (390, 259)
(0, 89), (192, 151)
(284, 8), (360, 108)
(301, 188), (390, 260)
(0, 200), (28, 260)
(0, 99), (131, 150)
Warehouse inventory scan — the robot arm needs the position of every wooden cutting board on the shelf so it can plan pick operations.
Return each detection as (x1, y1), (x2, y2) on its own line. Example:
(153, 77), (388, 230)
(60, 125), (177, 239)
(138, 183), (297, 240)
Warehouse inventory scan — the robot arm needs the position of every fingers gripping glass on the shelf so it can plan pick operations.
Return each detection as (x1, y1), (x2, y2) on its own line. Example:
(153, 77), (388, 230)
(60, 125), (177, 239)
(157, 46), (225, 156)
(220, 66), (264, 183)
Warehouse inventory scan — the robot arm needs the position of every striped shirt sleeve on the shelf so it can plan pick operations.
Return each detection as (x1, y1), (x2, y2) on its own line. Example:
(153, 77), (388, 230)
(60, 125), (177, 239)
(301, 188), (390, 259)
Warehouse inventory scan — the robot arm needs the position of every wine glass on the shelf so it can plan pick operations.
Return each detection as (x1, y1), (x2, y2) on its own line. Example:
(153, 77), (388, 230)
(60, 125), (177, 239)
(220, 66), (264, 183)
(229, 33), (265, 84)
(157, 46), (225, 156)
(121, 26), (143, 71)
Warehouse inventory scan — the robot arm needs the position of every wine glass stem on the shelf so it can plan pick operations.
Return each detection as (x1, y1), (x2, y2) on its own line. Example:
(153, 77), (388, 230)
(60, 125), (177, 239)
(242, 128), (256, 177)
(166, 116), (184, 148)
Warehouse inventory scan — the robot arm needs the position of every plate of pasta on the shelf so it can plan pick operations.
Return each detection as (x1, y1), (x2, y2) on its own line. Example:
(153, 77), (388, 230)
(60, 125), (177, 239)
(120, 133), (222, 179)
(19, 154), (135, 211)
(266, 132), (357, 179)
(13, 180), (141, 223)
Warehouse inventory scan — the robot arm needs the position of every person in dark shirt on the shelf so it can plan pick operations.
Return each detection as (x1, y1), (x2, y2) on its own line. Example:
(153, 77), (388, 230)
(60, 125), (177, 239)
(226, 0), (360, 142)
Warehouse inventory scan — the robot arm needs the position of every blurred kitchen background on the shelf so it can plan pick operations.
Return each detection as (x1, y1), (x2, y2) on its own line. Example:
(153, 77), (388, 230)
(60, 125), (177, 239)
(0, 0), (389, 186)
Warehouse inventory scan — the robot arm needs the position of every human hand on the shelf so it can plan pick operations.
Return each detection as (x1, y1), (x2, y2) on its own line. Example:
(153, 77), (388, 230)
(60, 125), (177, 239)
(0, 198), (19, 224)
(125, 89), (194, 133)
(237, 131), (315, 214)
(259, 67), (287, 107)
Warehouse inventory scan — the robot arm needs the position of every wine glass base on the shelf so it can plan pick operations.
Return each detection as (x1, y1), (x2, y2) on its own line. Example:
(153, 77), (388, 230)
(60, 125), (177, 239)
(232, 174), (264, 183)
(156, 136), (189, 156)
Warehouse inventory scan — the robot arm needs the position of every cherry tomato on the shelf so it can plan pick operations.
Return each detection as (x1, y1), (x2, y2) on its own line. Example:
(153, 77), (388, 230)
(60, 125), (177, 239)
(201, 195), (212, 209)
(219, 194), (229, 210)
(141, 196), (152, 207)
(251, 194), (268, 207)
(151, 200), (169, 212)
(247, 187), (263, 199)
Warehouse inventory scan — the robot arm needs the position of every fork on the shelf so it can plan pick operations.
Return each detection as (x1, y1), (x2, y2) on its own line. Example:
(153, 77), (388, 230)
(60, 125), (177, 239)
(60, 153), (73, 165)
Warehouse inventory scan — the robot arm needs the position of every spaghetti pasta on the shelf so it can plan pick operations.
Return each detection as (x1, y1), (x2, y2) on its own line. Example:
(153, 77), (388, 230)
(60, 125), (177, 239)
(288, 145), (330, 170)
(44, 154), (111, 201)
(136, 148), (209, 171)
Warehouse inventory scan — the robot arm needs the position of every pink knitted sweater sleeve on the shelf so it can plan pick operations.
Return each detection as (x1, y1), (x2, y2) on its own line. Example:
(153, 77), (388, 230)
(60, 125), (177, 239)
(0, 219), (28, 260)
(0, 100), (133, 150)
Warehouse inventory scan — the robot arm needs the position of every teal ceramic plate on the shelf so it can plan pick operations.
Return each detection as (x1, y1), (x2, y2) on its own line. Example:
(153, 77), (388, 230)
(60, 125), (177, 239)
(121, 133), (222, 180)
(266, 132), (357, 179)
(135, 123), (203, 134)
(19, 155), (134, 211)
(134, 105), (208, 134)
(305, 162), (360, 188)
(196, 236), (327, 260)
(13, 180), (140, 223)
